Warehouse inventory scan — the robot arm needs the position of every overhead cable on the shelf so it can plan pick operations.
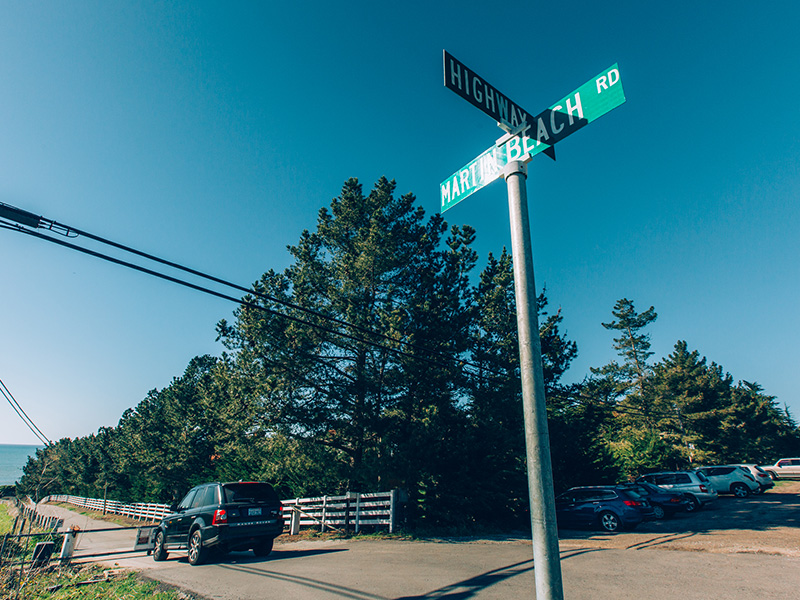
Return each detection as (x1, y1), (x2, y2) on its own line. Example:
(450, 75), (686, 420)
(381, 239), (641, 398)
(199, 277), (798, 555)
(0, 378), (50, 445)
(0, 203), (511, 381)
(1, 220), (490, 377)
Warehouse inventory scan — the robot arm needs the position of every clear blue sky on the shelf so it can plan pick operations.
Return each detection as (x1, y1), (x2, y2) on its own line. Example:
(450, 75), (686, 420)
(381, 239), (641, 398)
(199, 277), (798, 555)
(1, 1), (798, 446)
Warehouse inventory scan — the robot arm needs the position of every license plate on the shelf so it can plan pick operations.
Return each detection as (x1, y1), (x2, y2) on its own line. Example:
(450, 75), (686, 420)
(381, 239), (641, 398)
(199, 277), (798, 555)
(248, 508), (262, 516)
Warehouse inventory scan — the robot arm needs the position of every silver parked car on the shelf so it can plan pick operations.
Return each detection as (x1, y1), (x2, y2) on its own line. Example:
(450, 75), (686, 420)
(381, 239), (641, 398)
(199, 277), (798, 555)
(694, 465), (760, 497)
(760, 458), (800, 480)
(637, 470), (718, 512)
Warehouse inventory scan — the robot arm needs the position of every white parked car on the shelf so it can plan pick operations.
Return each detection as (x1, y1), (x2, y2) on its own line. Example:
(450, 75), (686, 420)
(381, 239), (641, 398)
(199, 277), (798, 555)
(694, 465), (760, 497)
(735, 464), (775, 493)
(760, 458), (800, 480)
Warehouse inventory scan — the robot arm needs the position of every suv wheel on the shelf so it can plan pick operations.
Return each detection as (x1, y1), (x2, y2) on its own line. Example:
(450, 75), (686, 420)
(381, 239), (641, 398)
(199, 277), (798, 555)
(685, 495), (700, 512)
(253, 537), (274, 557)
(188, 529), (207, 566)
(731, 483), (749, 498)
(152, 530), (168, 562)
(652, 505), (666, 520)
(598, 511), (621, 533)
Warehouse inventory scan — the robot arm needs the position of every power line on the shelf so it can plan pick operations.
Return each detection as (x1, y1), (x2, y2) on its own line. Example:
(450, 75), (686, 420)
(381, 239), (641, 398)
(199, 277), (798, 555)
(1, 218), (505, 381)
(0, 202), (524, 383)
(0, 378), (50, 445)
(1, 202), (471, 364)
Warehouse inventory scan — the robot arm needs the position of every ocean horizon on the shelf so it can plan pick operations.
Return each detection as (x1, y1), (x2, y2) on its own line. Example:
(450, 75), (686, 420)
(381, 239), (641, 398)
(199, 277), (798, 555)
(0, 443), (42, 486)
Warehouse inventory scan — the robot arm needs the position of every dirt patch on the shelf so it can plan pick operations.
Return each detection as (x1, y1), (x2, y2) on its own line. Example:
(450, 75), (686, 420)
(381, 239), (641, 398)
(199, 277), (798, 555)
(557, 480), (800, 556)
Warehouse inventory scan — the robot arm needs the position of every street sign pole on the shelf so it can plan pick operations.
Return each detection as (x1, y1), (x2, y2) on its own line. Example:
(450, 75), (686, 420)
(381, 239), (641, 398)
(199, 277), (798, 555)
(504, 160), (564, 600)
(441, 51), (625, 600)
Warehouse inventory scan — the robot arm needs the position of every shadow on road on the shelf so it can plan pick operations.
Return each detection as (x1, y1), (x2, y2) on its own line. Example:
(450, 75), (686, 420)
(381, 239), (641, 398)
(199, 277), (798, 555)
(217, 562), (389, 600)
(394, 559), (533, 600)
(216, 558), (536, 600)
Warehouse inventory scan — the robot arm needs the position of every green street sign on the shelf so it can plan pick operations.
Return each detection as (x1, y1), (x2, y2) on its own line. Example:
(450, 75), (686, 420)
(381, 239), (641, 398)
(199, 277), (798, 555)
(441, 63), (626, 213)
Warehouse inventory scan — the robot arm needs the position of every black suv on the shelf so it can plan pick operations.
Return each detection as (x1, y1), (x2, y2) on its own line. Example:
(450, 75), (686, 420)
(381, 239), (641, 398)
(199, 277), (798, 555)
(152, 481), (283, 565)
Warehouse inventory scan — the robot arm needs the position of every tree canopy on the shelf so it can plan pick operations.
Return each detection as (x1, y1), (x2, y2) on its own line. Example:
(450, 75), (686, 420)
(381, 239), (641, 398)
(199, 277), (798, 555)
(17, 177), (800, 532)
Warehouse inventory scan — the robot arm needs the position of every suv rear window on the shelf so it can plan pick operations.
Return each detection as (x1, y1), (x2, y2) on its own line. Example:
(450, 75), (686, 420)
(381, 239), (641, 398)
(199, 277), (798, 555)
(222, 482), (279, 504)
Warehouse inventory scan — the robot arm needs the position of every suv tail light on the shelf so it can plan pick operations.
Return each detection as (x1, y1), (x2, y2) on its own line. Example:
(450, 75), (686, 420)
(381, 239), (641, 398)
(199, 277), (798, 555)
(699, 485), (709, 493)
(212, 509), (228, 525)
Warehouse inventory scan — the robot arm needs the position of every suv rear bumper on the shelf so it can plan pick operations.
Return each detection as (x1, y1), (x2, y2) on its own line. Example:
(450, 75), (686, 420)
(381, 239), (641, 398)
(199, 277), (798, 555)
(204, 519), (284, 549)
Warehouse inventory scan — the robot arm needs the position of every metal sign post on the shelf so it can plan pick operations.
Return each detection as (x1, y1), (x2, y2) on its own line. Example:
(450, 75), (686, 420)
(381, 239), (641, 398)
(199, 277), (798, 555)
(504, 160), (563, 600)
(440, 50), (626, 600)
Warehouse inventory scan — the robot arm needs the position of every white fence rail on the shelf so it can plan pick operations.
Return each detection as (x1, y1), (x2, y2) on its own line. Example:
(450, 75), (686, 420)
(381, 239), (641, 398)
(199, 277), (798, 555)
(44, 489), (401, 533)
(44, 495), (171, 522)
(282, 490), (400, 534)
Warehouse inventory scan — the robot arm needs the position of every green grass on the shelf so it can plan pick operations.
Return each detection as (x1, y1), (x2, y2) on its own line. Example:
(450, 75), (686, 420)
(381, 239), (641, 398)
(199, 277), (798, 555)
(0, 504), (14, 535)
(3, 565), (185, 600)
(0, 505), (183, 599)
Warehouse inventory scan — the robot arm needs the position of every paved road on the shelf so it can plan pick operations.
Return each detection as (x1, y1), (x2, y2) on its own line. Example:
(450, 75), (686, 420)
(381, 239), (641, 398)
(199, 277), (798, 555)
(33, 503), (800, 600)
(135, 538), (800, 600)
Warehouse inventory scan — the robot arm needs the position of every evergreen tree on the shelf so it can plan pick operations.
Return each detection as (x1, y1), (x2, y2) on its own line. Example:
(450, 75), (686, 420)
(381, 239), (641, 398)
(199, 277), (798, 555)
(593, 298), (657, 396)
(589, 298), (661, 475)
(218, 177), (476, 505)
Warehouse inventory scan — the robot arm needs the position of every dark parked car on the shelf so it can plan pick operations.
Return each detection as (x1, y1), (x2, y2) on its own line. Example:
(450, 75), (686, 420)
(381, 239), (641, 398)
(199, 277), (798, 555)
(153, 481), (283, 565)
(615, 481), (689, 519)
(555, 486), (654, 533)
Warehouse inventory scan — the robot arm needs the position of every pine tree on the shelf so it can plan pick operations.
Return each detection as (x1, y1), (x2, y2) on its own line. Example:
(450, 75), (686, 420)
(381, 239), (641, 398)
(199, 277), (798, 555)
(596, 298), (657, 396)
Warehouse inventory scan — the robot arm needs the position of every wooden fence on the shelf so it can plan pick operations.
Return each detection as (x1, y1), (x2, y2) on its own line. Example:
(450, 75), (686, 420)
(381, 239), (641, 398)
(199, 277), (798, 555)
(43, 489), (401, 533)
(281, 490), (400, 534)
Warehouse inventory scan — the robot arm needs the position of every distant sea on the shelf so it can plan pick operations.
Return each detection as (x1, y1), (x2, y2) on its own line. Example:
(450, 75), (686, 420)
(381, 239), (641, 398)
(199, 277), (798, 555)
(0, 444), (42, 486)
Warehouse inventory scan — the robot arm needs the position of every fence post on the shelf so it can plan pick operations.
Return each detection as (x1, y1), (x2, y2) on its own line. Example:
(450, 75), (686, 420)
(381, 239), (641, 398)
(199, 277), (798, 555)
(290, 506), (300, 535)
(344, 493), (352, 534)
(59, 530), (77, 565)
(321, 496), (328, 533)
(354, 493), (361, 534)
(389, 489), (399, 534)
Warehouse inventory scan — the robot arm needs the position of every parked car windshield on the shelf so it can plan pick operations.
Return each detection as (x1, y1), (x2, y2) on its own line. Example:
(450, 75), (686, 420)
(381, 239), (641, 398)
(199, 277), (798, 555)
(222, 482), (279, 504)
